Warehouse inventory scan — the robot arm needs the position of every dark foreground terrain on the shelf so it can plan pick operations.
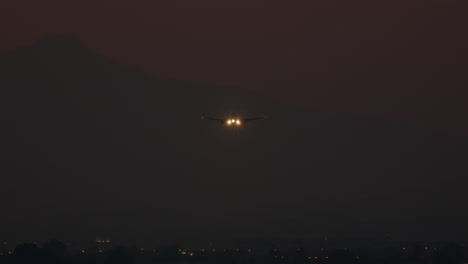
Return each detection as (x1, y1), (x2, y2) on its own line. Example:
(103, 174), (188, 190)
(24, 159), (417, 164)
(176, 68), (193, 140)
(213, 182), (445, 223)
(0, 240), (465, 264)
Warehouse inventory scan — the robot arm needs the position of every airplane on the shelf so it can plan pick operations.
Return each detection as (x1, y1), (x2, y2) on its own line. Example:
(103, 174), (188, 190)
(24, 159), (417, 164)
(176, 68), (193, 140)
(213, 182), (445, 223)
(201, 113), (267, 126)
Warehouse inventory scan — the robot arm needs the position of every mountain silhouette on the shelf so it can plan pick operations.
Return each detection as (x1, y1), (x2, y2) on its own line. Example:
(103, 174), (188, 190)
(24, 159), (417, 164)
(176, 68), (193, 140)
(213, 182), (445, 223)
(0, 36), (467, 243)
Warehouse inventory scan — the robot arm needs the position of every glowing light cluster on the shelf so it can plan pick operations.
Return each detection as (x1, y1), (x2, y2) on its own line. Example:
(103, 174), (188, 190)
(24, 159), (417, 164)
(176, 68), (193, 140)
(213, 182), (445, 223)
(96, 239), (111, 243)
(226, 119), (241, 125)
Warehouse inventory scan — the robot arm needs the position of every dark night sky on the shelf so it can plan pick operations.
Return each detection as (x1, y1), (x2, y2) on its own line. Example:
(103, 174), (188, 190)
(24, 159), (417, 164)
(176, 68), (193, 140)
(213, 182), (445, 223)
(1, 0), (468, 246)
(1, 0), (467, 133)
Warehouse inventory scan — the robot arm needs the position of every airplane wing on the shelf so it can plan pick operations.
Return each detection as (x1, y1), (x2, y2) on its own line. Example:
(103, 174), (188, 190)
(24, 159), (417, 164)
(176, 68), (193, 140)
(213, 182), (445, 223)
(242, 116), (267, 123)
(201, 116), (224, 123)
